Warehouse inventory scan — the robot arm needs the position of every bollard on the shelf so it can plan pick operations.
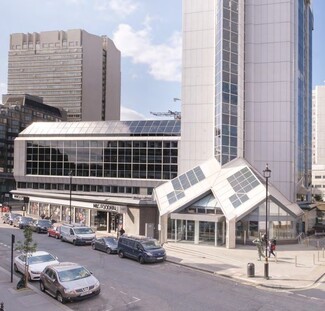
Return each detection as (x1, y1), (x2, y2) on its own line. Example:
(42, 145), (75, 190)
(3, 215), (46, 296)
(295, 255), (297, 267)
(275, 251), (278, 263)
(0, 302), (4, 311)
(247, 263), (255, 277)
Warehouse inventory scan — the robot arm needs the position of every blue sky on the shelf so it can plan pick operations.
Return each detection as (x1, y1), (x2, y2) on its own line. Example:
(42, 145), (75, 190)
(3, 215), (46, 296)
(0, 0), (324, 120)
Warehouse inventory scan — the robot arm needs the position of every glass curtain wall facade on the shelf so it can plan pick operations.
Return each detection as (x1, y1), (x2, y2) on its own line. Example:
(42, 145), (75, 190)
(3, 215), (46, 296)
(297, 0), (313, 189)
(26, 139), (178, 180)
(215, 0), (240, 165)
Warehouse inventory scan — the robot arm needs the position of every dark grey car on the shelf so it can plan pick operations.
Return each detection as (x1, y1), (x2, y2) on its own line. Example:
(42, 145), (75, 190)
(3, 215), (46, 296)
(91, 237), (118, 254)
(40, 262), (100, 303)
(13, 216), (34, 229)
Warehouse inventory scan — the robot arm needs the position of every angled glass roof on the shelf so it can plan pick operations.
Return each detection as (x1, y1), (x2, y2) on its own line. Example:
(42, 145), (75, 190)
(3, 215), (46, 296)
(19, 120), (181, 137)
(227, 167), (260, 208)
(167, 166), (206, 205)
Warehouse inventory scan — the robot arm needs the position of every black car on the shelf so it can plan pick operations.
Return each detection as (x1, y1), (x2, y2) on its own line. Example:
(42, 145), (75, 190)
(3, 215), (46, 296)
(91, 236), (118, 254)
(13, 216), (34, 229)
(30, 219), (52, 233)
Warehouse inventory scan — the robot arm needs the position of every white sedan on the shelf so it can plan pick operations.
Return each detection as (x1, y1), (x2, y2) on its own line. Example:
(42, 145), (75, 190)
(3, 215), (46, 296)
(14, 251), (60, 281)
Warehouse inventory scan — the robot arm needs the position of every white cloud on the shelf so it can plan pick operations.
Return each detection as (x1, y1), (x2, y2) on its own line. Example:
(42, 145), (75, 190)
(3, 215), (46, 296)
(0, 83), (7, 105)
(94, 0), (138, 17)
(121, 106), (146, 120)
(113, 22), (182, 82)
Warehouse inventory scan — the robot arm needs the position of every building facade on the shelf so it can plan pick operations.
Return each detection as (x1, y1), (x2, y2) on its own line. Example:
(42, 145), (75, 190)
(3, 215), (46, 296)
(155, 0), (313, 247)
(8, 29), (121, 122)
(12, 120), (180, 238)
(0, 94), (66, 201)
(180, 0), (313, 202)
(312, 85), (325, 198)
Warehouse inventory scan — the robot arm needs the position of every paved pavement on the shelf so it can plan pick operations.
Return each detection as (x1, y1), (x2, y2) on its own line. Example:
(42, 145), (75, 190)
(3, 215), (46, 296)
(164, 239), (325, 290)
(0, 235), (324, 311)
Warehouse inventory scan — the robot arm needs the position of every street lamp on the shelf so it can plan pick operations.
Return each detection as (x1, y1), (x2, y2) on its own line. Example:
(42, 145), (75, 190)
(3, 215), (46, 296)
(69, 171), (73, 224)
(263, 163), (271, 279)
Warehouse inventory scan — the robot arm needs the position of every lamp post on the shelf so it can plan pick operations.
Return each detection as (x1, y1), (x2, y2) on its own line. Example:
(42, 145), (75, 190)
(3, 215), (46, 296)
(263, 164), (271, 279)
(69, 171), (73, 224)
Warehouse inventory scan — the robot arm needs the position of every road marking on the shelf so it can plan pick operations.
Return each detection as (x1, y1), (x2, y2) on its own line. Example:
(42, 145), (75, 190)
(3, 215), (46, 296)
(127, 296), (141, 305)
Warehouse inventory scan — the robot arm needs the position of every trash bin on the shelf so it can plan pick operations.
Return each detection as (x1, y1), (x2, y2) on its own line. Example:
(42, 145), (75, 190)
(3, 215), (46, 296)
(247, 262), (255, 277)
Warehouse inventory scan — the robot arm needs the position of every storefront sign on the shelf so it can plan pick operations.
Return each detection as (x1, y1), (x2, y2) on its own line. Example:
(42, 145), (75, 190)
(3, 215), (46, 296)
(93, 203), (127, 213)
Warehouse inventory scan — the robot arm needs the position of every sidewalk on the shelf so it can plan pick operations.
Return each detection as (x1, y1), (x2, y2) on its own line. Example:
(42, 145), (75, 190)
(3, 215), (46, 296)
(164, 241), (325, 290)
(0, 266), (71, 311)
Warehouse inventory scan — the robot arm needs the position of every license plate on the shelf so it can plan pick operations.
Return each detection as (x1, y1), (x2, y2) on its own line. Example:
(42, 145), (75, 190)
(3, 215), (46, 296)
(157, 257), (163, 260)
(80, 291), (91, 296)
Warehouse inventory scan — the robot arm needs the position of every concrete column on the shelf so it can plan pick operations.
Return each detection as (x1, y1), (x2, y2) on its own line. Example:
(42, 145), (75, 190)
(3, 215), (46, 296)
(194, 221), (199, 244)
(226, 218), (236, 249)
(159, 214), (168, 244)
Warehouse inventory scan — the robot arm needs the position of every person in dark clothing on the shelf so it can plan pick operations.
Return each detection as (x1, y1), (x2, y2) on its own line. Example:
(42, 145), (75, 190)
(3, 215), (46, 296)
(268, 239), (276, 257)
(119, 227), (125, 236)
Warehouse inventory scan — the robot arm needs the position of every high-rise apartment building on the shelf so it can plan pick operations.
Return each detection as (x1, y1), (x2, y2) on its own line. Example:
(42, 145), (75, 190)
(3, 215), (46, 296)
(7, 29), (121, 122)
(180, 0), (313, 202)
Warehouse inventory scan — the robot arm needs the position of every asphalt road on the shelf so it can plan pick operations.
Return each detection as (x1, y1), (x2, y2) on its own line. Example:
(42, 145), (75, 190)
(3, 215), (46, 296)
(0, 224), (324, 311)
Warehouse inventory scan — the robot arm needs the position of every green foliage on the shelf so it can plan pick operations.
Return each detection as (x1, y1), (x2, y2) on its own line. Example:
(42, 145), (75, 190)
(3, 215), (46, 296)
(314, 194), (323, 202)
(15, 226), (37, 255)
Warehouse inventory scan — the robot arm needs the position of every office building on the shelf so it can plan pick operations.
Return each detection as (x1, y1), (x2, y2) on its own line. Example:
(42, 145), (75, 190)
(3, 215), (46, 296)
(8, 29), (121, 122)
(12, 120), (180, 237)
(155, 0), (313, 247)
(0, 94), (66, 200)
(312, 85), (325, 197)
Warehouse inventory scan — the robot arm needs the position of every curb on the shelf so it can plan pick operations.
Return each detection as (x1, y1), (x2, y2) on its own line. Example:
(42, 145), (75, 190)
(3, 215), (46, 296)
(166, 257), (325, 291)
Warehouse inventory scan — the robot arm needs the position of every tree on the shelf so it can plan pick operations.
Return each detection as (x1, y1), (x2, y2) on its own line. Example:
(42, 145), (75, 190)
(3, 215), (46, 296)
(15, 226), (37, 288)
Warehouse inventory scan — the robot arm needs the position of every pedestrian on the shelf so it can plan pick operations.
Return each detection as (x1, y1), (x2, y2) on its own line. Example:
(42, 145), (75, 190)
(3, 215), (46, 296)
(268, 239), (276, 258)
(119, 227), (125, 236)
(252, 235), (265, 260)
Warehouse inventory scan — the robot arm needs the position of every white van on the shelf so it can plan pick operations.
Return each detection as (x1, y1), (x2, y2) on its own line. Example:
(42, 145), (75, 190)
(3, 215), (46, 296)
(60, 224), (95, 246)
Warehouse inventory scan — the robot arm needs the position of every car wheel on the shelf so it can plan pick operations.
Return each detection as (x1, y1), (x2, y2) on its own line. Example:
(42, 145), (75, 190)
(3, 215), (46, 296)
(13, 263), (18, 272)
(56, 292), (65, 304)
(55, 234), (59, 239)
(40, 281), (45, 292)
(73, 240), (77, 246)
(47, 232), (51, 237)
(106, 248), (111, 254)
(91, 244), (96, 250)
(138, 256), (145, 264)
(37, 228), (40, 233)
(61, 236), (64, 242)
(118, 250), (124, 258)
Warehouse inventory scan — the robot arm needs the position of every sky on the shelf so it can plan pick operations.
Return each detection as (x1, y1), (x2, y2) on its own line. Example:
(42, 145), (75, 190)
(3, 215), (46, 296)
(0, 0), (324, 121)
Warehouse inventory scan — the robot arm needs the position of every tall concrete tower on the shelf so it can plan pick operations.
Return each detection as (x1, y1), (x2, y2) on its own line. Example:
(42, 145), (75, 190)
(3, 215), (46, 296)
(8, 29), (121, 122)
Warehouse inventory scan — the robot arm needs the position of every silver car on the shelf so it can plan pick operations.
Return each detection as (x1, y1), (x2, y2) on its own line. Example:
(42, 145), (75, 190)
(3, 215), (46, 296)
(40, 262), (100, 303)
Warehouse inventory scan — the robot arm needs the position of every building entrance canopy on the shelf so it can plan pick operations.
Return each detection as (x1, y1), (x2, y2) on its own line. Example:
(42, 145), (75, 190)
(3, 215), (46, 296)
(154, 157), (303, 223)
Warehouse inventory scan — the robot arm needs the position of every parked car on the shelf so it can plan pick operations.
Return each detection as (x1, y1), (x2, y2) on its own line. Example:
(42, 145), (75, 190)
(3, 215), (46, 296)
(4, 213), (20, 225)
(40, 262), (101, 303)
(91, 236), (118, 254)
(30, 219), (52, 233)
(60, 224), (96, 245)
(14, 251), (60, 281)
(47, 224), (62, 239)
(13, 216), (34, 229)
(118, 235), (166, 264)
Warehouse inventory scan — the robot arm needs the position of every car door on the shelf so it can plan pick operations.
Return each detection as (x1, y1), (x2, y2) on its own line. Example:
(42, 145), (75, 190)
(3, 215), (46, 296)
(43, 268), (57, 295)
(97, 238), (105, 251)
(16, 255), (26, 273)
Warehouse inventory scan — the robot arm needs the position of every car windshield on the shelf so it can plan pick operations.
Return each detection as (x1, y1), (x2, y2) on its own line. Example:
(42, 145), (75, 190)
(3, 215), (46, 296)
(28, 254), (56, 265)
(38, 220), (51, 226)
(22, 217), (33, 222)
(141, 240), (161, 250)
(104, 237), (117, 245)
(74, 227), (94, 234)
(58, 267), (91, 282)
